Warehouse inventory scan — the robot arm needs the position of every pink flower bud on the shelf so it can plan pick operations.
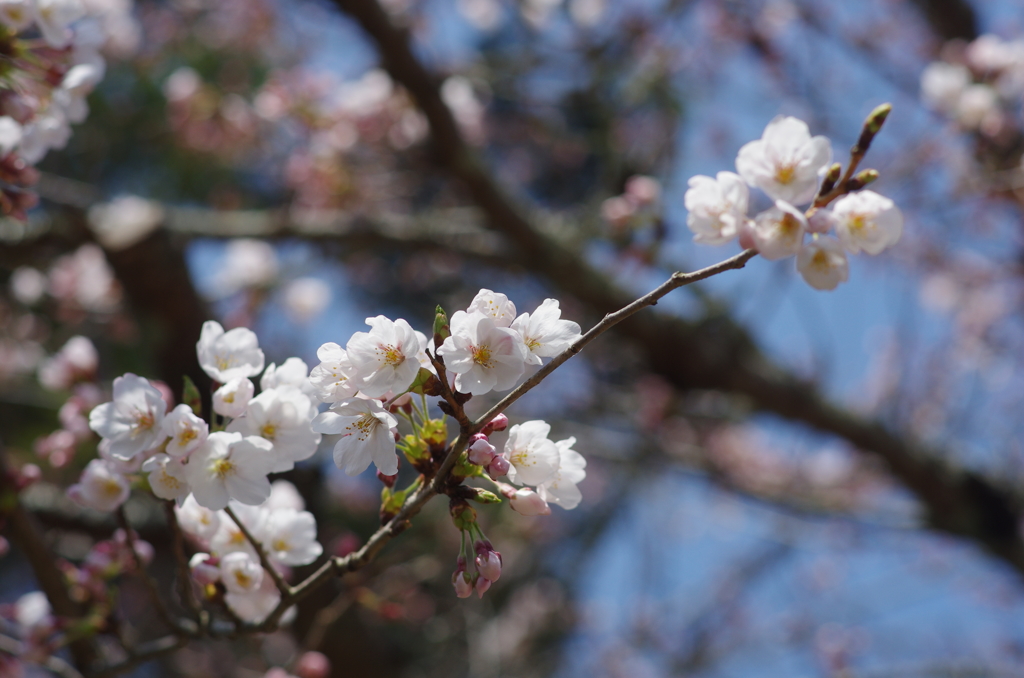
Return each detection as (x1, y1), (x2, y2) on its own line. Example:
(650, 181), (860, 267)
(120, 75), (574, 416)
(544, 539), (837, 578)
(487, 455), (510, 479)
(468, 438), (496, 466)
(453, 571), (473, 598)
(189, 553), (220, 585)
(475, 550), (502, 582)
(295, 651), (331, 678)
(475, 576), (491, 598)
(482, 413), (509, 434)
(510, 488), (551, 516)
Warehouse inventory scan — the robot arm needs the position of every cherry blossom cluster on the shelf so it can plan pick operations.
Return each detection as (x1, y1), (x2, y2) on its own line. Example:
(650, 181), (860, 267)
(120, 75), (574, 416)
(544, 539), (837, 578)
(176, 482), (322, 623)
(0, 0), (139, 217)
(921, 34), (1024, 137)
(684, 111), (903, 290)
(75, 321), (321, 514)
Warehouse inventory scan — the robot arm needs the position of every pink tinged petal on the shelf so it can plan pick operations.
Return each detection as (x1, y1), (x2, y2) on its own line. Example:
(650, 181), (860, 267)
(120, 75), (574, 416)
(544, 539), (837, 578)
(509, 488), (551, 516)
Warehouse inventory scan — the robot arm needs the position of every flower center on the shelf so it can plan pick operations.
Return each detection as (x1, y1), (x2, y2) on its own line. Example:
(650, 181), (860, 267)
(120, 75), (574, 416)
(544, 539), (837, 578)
(347, 413), (382, 442)
(775, 164), (796, 185)
(780, 213), (802, 236)
(261, 423), (277, 440)
(100, 477), (123, 498)
(812, 249), (831, 270)
(472, 344), (494, 368)
(233, 570), (253, 589)
(161, 471), (182, 490)
(212, 458), (235, 479)
(272, 539), (289, 552)
(378, 344), (404, 367)
(849, 214), (868, 233)
(132, 410), (155, 436)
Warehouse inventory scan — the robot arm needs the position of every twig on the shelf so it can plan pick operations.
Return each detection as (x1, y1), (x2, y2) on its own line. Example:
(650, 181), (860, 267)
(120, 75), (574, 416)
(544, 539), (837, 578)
(473, 249), (759, 431)
(163, 502), (205, 627)
(114, 508), (183, 635)
(223, 506), (293, 597)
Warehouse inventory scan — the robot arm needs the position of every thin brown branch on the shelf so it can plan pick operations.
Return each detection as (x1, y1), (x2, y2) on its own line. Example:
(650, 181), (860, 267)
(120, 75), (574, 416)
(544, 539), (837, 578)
(223, 505), (292, 597)
(163, 502), (206, 627)
(114, 507), (184, 635)
(87, 634), (188, 678)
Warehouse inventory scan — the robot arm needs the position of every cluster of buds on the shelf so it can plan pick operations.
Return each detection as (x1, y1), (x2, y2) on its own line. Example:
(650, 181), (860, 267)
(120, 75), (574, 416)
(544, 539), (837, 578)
(0, 0), (138, 217)
(684, 106), (902, 290)
(921, 34), (1024, 137)
(449, 500), (503, 599)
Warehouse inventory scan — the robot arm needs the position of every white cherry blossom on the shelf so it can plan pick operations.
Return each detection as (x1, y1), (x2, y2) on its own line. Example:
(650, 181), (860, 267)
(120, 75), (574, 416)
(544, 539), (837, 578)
(196, 320), (265, 384)
(210, 503), (263, 558)
(175, 494), (221, 543)
(213, 377), (255, 419)
(33, 0), (86, 48)
(438, 311), (527, 395)
(142, 454), (190, 504)
(346, 316), (425, 398)
(67, 459), (130, 512)
(511, 299), (582, 366)
(261, 357), (318, 403)
(184, 431), (275, 510)
(797, 237), (850, 291)
(684, 171), (750, 245)
(0, 0), (34, 31)
(227, 386), (321, 473)
(260, 509), (323, 567)
(832, 190), (903, 255)
(162, 403), (209, 458)
(224, 571), (282, 624)
(751, 200), (808, 260)
(311, 397), (399, 476)
(267, 479), (305, 511)
(88, 373), (168, 460)
(467, 289), (517, 327)
(220, 552), (263, 595)
(537, 437), (586, 509)
(504, 420), (561, 487)
(309, 342), (360, 403)
(736, 116), (832, 206)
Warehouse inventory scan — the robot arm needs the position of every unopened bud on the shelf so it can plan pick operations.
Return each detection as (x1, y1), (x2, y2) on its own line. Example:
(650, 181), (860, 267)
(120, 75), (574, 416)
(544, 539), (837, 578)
(475, 550), (502, 581)
(475, 575), (492, 598)
(487, 455), (510, 479)
(509, 488), (551, 516)
(377, 471), (398, 488)
(433, 306), (450, 349)
(847, 169), (879, 191)
(468, 437), (496, 466)
(189, 553), (220, 585)
(818, 163), (841, 195)
(453, 571), (473, 598)
(854, 103), (892, 155)
(295, 651), (331, 678)
(807, 208), (835, 234)
(466, 487), (502, 504)
(482, 413), (508, 434)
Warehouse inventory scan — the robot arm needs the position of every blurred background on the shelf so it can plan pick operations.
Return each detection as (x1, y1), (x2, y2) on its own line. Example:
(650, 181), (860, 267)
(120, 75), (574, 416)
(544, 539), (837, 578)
(3, 0), (1024, 676)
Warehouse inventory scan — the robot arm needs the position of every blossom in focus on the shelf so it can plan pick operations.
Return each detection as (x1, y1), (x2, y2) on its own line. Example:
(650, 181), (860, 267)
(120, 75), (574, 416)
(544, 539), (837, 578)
(311, 397), (399, 476)
(309, 343), (360, 403)
(684, 171), (750, 245)
(736, 116), (832, 206)
(184, 431), (275, 510)
(797, 237), (849, 291)
(751, 200), (808, 260)
(68, 458), (130, 512)
(213, 377), (255, 419)
(504, 420), (560, 487)
(438, 311), (527, 395)
(88, 373), (168, 459)
(345, 316), (425, 398)
(227, 387), (321, 473)
(196, 320), (265, 383)
(467, 289), (517, 327)
(832, 190), (903, 255)
(162, 403), (209, 458)
(261, 358), (318, 402)
(511, 299), (582, 365)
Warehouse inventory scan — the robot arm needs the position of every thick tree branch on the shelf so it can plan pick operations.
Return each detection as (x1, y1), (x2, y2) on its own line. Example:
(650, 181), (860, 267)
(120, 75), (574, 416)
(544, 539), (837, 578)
(332, 0), (1024, 578)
